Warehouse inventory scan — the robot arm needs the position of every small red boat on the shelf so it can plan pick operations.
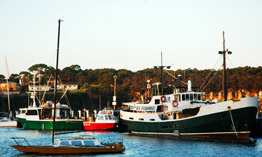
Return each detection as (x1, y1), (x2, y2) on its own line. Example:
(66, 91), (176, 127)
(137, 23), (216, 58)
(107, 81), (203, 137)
(83, 108), (118, 131)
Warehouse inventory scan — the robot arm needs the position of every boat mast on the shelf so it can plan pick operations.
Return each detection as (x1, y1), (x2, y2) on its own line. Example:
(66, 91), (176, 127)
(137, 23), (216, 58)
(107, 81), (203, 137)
(154, 52), (170, 95)
(161, 52), (163, 95)
(5, 57), (11, 118)
(52, 18), (62, 144)
(218, 31), (232, 101)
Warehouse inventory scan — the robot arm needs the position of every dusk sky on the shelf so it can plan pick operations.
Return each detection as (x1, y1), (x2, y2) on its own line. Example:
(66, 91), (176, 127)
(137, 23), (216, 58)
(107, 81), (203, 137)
(1, 0), (261, 77)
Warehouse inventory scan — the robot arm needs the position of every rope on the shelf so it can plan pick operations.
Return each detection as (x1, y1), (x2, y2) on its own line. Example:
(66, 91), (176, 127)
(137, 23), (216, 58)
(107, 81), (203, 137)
(200, 66), (222, 92)
(199, 55), (222, 91)
(163, 69), (187, 85)
(228, 107), (238, 137)
(227, 55), (235, 69)
(41, 74), (53, 104)
(58, 76), (71, 107)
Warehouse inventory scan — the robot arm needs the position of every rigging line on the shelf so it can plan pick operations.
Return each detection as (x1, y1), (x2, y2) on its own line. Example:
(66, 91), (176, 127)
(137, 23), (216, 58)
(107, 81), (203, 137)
(200, 66), (222, 92)
(199, 55), (223, 91)
(58, 89), (68, 103)
(34, 94), (41, 106)
(41, 74), (53, 104)
(228, 107), (238, 137)
(58, 75), (71, 107)
(163, 69), (187, 85)
(227, 55), (235, 69)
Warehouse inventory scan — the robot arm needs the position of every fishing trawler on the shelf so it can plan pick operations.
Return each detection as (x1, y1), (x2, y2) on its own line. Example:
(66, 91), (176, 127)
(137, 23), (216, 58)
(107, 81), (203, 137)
(16, 101), (83, 130)
(120, 32), (258, 143)
(120, 80), (258, 142)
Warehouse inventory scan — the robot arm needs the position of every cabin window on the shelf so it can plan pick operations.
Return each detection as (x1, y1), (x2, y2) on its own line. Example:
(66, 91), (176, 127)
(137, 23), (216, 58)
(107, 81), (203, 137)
(198, 94), (202, 100)
(182, 94), (185, 101)
(194, 94), (198, 100)
(105, 115), (109, 120)
(150, 119), (155, 121)
(38, 109), (42, 119)
(190, 94), (193, 101)
(129, 117), (134, 120)
(175, 95), (180, 102)
(84, 141), (95, 146)
(21, 110), (26, 114)
(72, 141), (82, 146)
(156, 106), (163, 112)
(97, 116), (104, 120)
(60, 141), (70, 145)
(155, 99), (160, 104)
(186, 94), (189, 101)
(26, 110), (38, 115)
(139, 118), (144, 121)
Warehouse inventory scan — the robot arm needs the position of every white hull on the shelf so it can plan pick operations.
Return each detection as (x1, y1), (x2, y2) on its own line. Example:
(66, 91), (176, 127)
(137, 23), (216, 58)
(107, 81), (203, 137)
(0, 120), (17, 128)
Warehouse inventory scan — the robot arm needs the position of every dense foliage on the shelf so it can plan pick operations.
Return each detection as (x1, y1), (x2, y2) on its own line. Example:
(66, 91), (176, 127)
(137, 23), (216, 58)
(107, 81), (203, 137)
(1, 64), (262, 112)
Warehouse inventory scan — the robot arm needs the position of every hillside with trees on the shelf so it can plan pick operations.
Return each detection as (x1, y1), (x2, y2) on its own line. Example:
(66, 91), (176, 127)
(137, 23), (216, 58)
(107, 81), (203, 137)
(1, 64), (262, 112)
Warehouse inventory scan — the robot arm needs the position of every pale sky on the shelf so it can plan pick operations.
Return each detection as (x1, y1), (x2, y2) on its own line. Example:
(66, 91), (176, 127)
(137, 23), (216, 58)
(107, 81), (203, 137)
(1, 0), (261, 77)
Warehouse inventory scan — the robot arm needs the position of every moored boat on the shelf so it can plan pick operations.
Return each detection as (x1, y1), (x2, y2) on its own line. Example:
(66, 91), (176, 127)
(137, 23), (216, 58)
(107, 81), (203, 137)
(0, 112), (17, 128)
(120, 81), (258, 143)
(11, 136), (125, 154)
(16, 101), (83, 130)
(0, 58), (17, 128)
(120, 32), (259, 143)
(83, 108), (118, 131)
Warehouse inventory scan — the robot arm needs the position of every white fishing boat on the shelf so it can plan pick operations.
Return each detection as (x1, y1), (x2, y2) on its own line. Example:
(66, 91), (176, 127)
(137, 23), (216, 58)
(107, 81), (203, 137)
(120, 80), (258, 143)
(120, 32), (259, 143)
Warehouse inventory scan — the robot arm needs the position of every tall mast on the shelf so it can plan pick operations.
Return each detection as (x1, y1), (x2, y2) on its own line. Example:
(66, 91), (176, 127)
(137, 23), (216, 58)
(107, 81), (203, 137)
(5, 57), (11, 117)
(218, 31), (232, 101)
(153, 52), (170, 96)
(161, 51), (163, 95)
(52, 18), (62, 144)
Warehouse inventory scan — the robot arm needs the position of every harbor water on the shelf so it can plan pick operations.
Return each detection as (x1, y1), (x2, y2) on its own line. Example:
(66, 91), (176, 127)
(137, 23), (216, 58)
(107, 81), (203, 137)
(1, 128), (262, 157)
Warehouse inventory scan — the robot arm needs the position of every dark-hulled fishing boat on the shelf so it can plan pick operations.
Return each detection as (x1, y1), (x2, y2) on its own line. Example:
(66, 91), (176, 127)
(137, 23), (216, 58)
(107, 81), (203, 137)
(120, 32), (258, 143)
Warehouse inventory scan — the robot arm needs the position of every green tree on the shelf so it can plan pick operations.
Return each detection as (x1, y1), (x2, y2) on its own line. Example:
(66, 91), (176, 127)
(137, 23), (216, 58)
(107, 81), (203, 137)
(0, 74), (5, 83)
(28, 63), (49, 72)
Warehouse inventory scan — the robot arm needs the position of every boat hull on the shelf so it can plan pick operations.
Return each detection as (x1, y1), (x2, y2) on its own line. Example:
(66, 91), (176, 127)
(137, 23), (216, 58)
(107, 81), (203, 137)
(0, 120), (17, 128)
(121, 98), (258, 143)
(17, 118), (83, 130)
(12, 145), (125, 154)
(83, 122), (116, 131)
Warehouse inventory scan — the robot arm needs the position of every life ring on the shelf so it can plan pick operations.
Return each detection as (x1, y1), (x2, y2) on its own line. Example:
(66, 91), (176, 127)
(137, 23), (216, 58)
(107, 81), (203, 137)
(172, 100), (178, 107)
(161, 96), (166, 102)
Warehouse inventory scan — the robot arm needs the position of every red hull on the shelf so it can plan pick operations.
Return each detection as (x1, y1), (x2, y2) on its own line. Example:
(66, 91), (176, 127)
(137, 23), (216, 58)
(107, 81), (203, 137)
(83, 122), (116, 131)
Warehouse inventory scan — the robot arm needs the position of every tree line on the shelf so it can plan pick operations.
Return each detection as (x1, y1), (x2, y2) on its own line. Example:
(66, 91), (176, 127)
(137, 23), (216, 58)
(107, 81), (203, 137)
(1, 64), (262, 112)
(1, 64), (262, 95)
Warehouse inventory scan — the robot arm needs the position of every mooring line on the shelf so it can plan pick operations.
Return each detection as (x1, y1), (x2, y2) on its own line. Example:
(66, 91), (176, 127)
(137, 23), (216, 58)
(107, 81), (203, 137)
(228, 106), (238, 137)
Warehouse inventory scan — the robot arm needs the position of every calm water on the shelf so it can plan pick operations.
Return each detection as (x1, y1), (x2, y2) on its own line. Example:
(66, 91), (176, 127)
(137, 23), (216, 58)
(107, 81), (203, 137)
(1, 128), (262, 157)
